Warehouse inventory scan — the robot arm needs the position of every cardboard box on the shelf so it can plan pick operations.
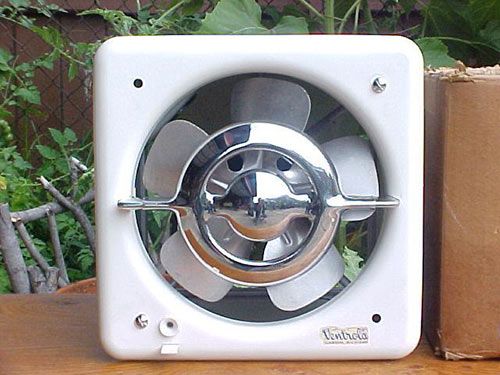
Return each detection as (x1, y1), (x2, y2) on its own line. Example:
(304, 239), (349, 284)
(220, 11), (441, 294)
(424, 66), (500, 359)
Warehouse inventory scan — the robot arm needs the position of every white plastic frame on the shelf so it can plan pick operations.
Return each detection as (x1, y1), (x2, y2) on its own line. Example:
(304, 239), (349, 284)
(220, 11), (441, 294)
(94, 35), (423, 360)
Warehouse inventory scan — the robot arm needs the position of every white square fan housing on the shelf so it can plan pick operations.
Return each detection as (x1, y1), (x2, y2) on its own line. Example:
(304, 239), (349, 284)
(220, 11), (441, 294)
(94, 35), (423, 360)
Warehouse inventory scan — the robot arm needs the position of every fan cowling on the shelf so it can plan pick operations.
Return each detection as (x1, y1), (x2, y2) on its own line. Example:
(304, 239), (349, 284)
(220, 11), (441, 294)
(127, 77), (390, 311)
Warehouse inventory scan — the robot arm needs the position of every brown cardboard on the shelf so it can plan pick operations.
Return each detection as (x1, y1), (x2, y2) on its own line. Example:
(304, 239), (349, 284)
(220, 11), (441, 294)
(424, 66), (500, 359)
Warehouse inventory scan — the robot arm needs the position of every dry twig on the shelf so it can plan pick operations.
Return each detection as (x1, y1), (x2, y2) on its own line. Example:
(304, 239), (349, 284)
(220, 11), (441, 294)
(39, 176), (95, 255)
(47, 209), (69, 284)
(0, 204), (30, 293)
(14, 220), (51, 273)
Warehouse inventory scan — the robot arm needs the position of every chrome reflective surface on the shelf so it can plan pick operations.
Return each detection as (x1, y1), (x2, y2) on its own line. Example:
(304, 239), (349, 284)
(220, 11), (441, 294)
(207, 170), (313, 242)
(118, 122), (399, 286)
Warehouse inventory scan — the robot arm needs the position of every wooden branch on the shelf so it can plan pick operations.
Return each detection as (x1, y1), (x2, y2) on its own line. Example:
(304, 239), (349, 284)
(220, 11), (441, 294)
(12, 189), (94, 223)
(70, 156), (88, 173)
(0, 204), (30, 294)
(14, 220), (51, 273)
(27, 266), (59, 293)
(47, 209), (69, 284)
(39, 177), (95, 255)
(68, 157), (88, 200)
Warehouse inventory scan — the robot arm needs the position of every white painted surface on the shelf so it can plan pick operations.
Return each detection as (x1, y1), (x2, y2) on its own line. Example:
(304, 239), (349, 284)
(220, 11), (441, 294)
(94, 35), (423, 360)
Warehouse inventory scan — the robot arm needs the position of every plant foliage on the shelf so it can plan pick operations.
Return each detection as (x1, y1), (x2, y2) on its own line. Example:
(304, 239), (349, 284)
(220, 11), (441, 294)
(1, 0), (498, 293)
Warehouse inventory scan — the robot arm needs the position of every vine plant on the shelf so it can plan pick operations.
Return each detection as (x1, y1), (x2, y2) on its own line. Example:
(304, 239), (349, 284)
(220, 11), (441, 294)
(0, 0), (498, 292)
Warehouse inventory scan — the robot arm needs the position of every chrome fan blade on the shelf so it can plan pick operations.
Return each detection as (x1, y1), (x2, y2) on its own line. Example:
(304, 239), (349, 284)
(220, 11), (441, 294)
(322, 136), (379, 221)
(160, 231), (233, 302)
(143, 119), (207, 199)
(231, 77), (311, 131)
(266, 247), (345, 311)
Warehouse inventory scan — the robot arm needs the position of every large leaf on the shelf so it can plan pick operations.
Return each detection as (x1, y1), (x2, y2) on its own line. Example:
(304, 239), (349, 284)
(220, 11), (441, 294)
(467, 0), (500, 33)
(197, 0), (307, 35)
(270, 16), (308, 34)
(415, 38), (456, 68)
(423, 0), (500, 66)
(479, 20), (500, 52)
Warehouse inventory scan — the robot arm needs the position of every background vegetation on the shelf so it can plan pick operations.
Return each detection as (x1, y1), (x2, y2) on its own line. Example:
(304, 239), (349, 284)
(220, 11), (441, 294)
(0, 0), (498, 293)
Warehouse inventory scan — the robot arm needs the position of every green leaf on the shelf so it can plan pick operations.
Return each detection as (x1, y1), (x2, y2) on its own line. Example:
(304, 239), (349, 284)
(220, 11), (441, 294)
(0, 265), (12, 294)
(49, 128), (68, 147)
(68, 61), (78, 81)
(479, 20), (500, 51)
(36, 145), (59, 160)
(182, 0), (204, 16)
(77, 248), (94, 272)
(422, 0), (500, 66)
(197, 0), (307, 34)
(197, 0), (266, 34)
(78, 9), (138, 35)
(8, 0), (30, 8)
(0, 175), (7, 191)
(63, 128), (77, 143)
(54, 157), (68, 174)
(36, 56), (54, 70)
(0, 108), (12, 120)
(12, 154), (31, 171)
(467, 0), (500, 33)
(270, 16), (308, 34)
(0, 48), (12, 65)
(32, 26), (64, 49)
(415, 38), (456, 68)
(15, 87), (41, 105)
(342, 246), (363, 282)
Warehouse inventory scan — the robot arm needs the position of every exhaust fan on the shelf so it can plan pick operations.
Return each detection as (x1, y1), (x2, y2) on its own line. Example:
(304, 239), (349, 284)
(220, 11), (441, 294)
(94, 35), (423, 360)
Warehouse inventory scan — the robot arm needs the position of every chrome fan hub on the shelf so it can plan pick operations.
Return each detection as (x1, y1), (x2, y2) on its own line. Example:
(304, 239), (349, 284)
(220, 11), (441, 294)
(204, 170), (314, 243)
(178, 122), (340, 285)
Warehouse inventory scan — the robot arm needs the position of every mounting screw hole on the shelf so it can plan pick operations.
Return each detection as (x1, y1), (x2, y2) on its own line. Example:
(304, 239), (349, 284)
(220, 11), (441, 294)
(227, 155), (244, 172)
(372, 314), (382, 323)
(133, 78), (143, 88)
(276, 157), (292, 172)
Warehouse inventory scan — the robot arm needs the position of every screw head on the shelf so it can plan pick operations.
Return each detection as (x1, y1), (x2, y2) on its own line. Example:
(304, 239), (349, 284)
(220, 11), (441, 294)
(135, 314), (149, 329)
(371, 76), (387, 93)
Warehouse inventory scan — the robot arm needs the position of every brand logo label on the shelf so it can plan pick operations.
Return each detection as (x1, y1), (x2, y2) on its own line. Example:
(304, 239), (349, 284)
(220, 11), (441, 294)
(320, 326), (369, 344)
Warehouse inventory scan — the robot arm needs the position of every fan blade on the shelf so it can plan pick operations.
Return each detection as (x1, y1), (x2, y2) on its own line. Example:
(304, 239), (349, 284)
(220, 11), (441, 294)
(266, 246), (345, 311)
(231, 77), (311, 131)
(322, 136), (379, 221)
(160, 231), (233, 302)
(143, 119), (207, 199)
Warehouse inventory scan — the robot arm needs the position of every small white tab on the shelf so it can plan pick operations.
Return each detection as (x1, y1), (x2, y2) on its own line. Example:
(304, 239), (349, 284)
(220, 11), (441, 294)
(160, 344), (179, 355)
